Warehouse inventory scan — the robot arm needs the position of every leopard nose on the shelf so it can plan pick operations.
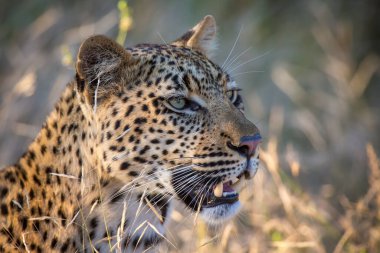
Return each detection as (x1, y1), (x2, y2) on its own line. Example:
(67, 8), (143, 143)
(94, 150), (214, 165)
(239, 134), (262, 157)
(228, 133), (262, 157)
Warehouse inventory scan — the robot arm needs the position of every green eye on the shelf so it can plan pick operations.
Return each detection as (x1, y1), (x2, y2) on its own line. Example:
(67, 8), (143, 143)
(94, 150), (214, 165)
(168, 97), (187, 110)
(226, 90), (238, 103)
(165, 96), (202, 113)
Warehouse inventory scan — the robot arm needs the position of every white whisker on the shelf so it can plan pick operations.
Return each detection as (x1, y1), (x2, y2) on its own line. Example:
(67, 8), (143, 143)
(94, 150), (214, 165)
(156, 32), (168, 45)
(115, 128), (130, 140)
(232, 70), (265, 77)
(222, 25), (244, 69)
(50, 172), (79, 180)
(229, 51), (271, 73)
(224, 47), (252, 71)
(112, 151), (130, 161)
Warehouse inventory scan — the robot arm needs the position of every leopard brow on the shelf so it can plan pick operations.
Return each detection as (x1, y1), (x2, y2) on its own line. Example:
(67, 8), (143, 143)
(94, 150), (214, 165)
(189, 94), (207, 107)
(161, 90), (188, 99)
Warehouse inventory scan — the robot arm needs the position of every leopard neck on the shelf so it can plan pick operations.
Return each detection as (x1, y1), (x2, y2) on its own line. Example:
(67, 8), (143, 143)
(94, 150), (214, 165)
(16, 82), (104, 194)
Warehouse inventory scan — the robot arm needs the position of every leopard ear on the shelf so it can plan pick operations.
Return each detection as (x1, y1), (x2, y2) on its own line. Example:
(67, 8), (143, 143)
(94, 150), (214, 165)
(172, 15), (217, 57)
(76, 35), (131, 105)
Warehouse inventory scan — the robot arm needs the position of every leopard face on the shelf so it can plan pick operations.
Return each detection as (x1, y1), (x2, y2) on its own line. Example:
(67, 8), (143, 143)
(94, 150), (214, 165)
(76, 16), (261, 225)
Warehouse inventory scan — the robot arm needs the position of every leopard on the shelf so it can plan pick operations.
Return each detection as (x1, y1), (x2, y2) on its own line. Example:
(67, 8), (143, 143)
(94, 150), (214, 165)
(0, 15), (262, 252)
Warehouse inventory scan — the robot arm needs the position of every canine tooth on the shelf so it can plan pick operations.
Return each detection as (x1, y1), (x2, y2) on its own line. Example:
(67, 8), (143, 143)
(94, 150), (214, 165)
(214, 182), (223, 197)
(231, 178), (245, 192)
(231, 177), (239, 184)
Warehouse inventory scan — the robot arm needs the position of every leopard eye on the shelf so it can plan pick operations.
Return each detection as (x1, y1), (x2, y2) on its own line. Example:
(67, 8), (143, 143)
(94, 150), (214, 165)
(167, 97), (187, 110)
(165, 96), (202, 114)
(226, 90), (238, 103)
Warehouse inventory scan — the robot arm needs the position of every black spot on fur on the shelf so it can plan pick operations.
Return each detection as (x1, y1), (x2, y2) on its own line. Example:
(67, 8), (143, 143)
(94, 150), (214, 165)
(134, 117), (147, 125)
(1, 204), (8, 215)
(128, 171), (139, 177)
(120, 162), (130, 170)
(50, 237), (58, 249)
(60, 239), (69, 252)
(125, 105), (135, 117)
(0, 187), (9, 198)
(114, 120), (121, 130)
(90, 217), (98, 229)
(111, 190), (125, 203)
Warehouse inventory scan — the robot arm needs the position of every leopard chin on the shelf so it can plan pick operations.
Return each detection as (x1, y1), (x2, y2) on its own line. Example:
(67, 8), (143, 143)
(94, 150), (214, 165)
(200, 202), (241, 225)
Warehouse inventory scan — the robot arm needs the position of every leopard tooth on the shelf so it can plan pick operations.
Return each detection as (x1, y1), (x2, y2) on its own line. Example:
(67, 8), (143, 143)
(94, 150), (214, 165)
(213, 182), (223, 197)
(230, 177), (239, 184)
(231, 178), (245, 192)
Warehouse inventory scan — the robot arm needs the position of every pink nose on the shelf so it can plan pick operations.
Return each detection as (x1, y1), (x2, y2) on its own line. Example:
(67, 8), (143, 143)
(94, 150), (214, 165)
(239, 134), (262, 157)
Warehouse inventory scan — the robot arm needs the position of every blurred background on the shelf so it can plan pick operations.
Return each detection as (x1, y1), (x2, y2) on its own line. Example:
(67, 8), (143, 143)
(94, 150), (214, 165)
(0, 0), (379, 252)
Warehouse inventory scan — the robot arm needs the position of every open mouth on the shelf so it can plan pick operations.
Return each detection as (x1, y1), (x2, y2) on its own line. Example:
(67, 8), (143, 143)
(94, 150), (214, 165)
(172, 169), (249, 211)
(201, 177), (243, 207)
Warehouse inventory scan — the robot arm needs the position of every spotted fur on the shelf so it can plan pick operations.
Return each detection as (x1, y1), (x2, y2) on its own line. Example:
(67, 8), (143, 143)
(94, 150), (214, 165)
(0, 15), (261, 252)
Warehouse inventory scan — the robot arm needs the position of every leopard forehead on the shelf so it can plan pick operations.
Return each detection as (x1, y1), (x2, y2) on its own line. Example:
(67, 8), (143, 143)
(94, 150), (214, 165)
(126, 43), (232, 98)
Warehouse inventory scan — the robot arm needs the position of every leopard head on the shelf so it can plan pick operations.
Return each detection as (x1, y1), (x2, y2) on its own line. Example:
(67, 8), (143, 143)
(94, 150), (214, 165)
(75, 15), (261, 224)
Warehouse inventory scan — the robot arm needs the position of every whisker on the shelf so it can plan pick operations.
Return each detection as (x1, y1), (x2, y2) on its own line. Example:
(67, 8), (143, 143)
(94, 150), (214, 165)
(224, 47), (252, 71)
(232, 70), (265, 77)
(115, 128), (130, 140)
(190, 177), (217, 208)
(229, 50), (271, 73)
(156, 31), (168, 45)
(50, 172), (80, 180)
(222, 25), (244, 69)
(112, 151), (130, 161)
(111, 164), (195, 200)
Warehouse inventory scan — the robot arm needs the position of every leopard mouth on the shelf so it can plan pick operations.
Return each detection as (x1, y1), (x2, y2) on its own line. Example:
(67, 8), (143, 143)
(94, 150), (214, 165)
(199, 176), (244, 208)
(172, 169), (250, 211)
